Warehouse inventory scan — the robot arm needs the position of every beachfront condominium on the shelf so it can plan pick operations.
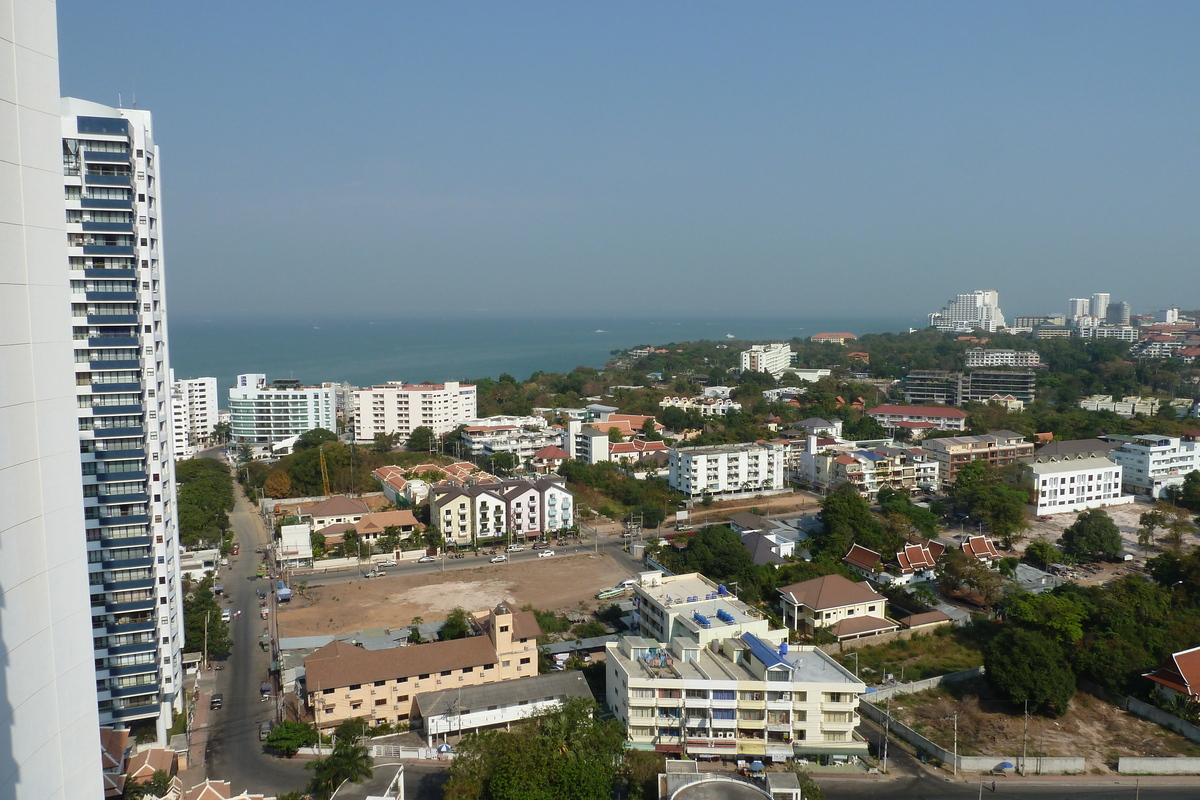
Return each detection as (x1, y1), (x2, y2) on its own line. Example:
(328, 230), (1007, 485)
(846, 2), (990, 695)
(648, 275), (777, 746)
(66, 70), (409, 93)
(229, 373), (336, 444)
(927, 290), (1006, 333)
(64, 97), (185, 740)
(1, 3), (104, 796)
(353, 381), (478, 445)
(740, 343), (793, 378)
(170, 372), (218, 459)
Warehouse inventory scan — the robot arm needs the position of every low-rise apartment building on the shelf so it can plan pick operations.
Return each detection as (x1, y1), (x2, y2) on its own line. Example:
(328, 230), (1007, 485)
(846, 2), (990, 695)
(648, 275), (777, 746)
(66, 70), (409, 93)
(964, 348), (1043, 368)
(460, 423), (566, 460)
(303, 603), (540, 731)
(1022, 441), (1130, 515)
(229, 374), (336, 445)
(902, 370), (1037, 406)
(867, 404), (968, 432)
(353, 381), (478, 444)
(430, 478), (574, 546)
(659, 396), (744, 416)
(1105, 434), (1200, 499)
(810, 444), (938, 496)
(921, 430), (1034, 488)
(668, 443), (786, 499)
(630, 572), (782, 648)
(1079, 395), (1161, 418)
(605, 633), (868, 762)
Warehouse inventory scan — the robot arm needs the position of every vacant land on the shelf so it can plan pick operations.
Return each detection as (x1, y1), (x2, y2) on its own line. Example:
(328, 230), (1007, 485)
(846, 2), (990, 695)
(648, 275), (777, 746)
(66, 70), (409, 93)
(888, 679), (1200, 773)
(277, 551), (633, 637)
(831, 627), (986, 684)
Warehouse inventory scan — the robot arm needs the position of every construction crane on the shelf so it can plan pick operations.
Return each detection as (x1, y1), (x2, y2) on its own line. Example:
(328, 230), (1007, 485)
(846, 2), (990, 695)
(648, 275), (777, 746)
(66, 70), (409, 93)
(319, 444), (331, 497)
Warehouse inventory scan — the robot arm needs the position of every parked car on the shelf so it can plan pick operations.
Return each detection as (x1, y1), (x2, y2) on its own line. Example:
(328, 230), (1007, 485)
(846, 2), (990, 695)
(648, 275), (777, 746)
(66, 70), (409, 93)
(210, 694), (223, 710)
(537, 550), (555, 558)
(532, 541), (550, 549)
(259, 721), (272, 741)
(220, 609), (231, 623)
(506, 544), (524, 553)
(490, 554), (508, 563)
(417, 555), (436, 563)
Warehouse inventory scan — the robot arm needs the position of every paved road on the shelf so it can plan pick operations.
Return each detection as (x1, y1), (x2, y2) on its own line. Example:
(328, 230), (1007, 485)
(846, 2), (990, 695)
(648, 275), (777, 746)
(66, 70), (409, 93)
(822, 774), (1200, 799)
(204, 480), (312, 796)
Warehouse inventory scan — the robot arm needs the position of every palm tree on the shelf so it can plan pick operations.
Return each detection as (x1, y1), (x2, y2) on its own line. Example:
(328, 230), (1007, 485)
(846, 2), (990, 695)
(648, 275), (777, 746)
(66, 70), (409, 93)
(305, 737), (374, 800)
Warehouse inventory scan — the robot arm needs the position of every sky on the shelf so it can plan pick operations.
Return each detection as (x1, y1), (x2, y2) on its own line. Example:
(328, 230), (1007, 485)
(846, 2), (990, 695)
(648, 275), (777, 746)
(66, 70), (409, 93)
(56, 2), (1199, 322)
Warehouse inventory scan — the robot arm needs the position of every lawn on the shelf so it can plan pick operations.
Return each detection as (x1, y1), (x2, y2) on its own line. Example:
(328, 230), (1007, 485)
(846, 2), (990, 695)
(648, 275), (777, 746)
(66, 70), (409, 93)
(831, 625), (987, 684)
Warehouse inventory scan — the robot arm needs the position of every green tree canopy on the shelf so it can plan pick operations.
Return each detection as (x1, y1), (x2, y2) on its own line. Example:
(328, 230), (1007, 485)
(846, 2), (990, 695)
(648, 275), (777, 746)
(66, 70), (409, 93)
(441, 607), (471, 641)
(265, 720), (318, 758)
(305, 735), (373, 799)
(984, 627), (1076, 716)
(294, 428), (338, 451)
(407, 426), (436, 453)
(1060, 508), (1123, 561)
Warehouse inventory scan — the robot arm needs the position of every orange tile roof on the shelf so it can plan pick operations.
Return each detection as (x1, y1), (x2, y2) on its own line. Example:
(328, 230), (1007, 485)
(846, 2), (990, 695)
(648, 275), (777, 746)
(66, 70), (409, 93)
(963, 535), (999, 561)
(843, 544), (881, 572)
(1146, 646), (1200, 697)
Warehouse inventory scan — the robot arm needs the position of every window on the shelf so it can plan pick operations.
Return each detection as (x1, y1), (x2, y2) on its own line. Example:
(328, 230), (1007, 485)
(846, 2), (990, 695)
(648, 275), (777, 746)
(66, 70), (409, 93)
(419, 674), (429, 680)
(440, 670), (451, 677)
(711, 690), (735, 701)
(712, 709), (736, 720)
(520, 657), (531, 665)
(375, 699), (387, 706)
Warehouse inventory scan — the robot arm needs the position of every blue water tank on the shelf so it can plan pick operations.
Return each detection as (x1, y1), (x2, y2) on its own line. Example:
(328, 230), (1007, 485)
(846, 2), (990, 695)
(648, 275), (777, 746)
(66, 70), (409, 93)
(779, 642), (788, 656)
(718, 584), (728, 596)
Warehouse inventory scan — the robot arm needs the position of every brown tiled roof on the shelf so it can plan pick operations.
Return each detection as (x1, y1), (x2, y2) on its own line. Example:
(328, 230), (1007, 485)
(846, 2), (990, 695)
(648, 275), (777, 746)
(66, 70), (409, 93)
(303, 495), (370, 518)
(896, 543), (937, 573)
(843, 544), (881, 572)
(99, 727), (129, 770)
(926, 540), (947, 559)
(103, 772), (125, 798)
(126, 747), (175, 779)
(355, 510), (420, 536)
(778, 574), (883, 612)
(963, 535), (1000, 561)
(831, 616), (897, 637)
(305, 636), (499, 690)
(533, 445), (570, 459)
(898, 610), (952, 629)
(184, 780), (232, 800)
(1145, 646), (1200, 698)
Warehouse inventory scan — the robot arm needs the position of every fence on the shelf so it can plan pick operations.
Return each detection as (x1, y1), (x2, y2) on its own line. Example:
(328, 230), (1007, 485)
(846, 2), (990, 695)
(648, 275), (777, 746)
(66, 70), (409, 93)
(861, 667), (1084, 774)
(1078, 679), (1200, 747)
(1118, 757), (1200, 774)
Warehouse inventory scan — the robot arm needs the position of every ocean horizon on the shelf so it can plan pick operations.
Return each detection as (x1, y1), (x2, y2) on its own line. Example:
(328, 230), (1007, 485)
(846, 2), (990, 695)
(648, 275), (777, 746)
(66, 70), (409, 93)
(168, 315), (922, 402)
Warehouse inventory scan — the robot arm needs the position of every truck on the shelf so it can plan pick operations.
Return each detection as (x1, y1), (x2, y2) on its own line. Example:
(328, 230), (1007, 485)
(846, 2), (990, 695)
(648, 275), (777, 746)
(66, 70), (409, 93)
(276, 581), (292, 602)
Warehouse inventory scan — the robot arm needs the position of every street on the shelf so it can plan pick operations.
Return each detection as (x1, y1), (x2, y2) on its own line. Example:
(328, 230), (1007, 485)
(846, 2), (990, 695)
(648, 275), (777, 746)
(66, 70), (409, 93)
(822, 774), (1200, 799)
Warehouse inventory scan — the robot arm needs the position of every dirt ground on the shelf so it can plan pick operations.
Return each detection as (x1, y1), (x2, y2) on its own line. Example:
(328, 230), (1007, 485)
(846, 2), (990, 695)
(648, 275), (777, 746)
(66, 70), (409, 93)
(277, 551), (633, 637)
(1015, 499), (1159, 585)
(890, 680), (1200, 773)
(677, 491), (821, 527)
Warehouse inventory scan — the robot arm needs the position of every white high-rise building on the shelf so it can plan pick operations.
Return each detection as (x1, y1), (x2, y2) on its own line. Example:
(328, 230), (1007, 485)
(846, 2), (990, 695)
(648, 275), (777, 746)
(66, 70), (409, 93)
(229, 373), (336, 444)
(739, 343), (793, 377)
(64, 97), (185, 741)
(1090, 293), (1110, 322)
(353, 381), (478, 444)
(1, 4), (105, 796)
(928, 290), (1006, 333)
(170, 372), (218, 459)
(1068, 298), (1090, 319)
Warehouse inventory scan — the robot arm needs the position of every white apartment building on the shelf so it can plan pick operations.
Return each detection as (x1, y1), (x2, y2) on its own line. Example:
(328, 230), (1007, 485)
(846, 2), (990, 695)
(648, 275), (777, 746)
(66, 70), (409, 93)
(740, 343), (793, 378)
(229, 374), (336, 444)
(659, 395), (744, 416)
(964, 348), (1042, 368)
(668, 443), (786, 499)
(1079, 395), (1161, 418)
(1091, 293), (1110, 322)
(1068, 298), (1090, 319)
(170, 372), (217, 459)
(353, 381), (477, 444)
(928, 290), (1006, 332)
(1080, 325), (1139, 342)
(631, 572), (782, 647)
(64, 98), (185, 741)
(606, 632), (867, 762)
(2, 7), (105, 795)
(1106, 435), (1200, 499)
(1023, 451), (1130, 515)
(460, 423), (565, 459)
(431, 478), (574, 546)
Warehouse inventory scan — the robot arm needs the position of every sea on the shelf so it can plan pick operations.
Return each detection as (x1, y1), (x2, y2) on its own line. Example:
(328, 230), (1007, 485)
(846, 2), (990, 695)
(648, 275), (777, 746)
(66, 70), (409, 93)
(168, 315), (921, 402)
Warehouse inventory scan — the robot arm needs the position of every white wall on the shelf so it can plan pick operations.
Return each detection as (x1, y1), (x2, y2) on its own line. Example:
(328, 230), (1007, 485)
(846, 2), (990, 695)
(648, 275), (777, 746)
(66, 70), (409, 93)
(0, 2), (105, 796)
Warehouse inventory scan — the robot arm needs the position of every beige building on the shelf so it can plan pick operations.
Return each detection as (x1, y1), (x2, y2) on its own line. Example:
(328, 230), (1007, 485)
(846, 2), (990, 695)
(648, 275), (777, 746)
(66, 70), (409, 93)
(920, 430), (1034, 488)
(778, 575), (897, 641)
(303, 603), (540, 731)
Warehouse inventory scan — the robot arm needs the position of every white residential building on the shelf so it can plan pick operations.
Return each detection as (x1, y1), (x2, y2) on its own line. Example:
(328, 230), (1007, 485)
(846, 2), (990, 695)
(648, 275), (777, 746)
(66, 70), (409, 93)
(668, 443), (786, 499)
(63, 97), (185, 742)
(928, 290), (1006, 332)
(1023, 450), (1130, 515)
(460, 423), (565, 459)
(353, 381), (478, 444)
(740, 343), (793, 378)
(2, 7), (105, 795)
(1106, 435), (1200, 499)
(1091, 293), (1111, 322)
(1079, 395), (1161, 418)
(170, 373), (217, 459)
(229, 374), (336, 444)
(1080, 325), (1139, 342)
(431, 478), (574, 546)
(964, 348), (1042, 368)
(1068, 298), (1090, 319)
(631, 572), (781, 647)
(659, 395), (744, 416)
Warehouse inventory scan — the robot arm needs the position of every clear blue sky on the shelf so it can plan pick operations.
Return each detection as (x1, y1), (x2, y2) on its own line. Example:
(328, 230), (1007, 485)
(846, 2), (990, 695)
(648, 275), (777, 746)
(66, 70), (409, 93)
(57, 2), (1199, 321)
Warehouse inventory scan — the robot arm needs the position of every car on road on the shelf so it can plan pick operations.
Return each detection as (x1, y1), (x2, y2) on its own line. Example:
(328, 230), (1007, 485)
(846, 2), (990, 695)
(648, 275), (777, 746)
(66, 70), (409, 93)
(231, 545), (239, 556)
(417, 555), (436, 563)
(210, 694), (223, 710)
(532, 541), (550, 549)
(537, 550), (555, 558)
(221, 609), (231, 623)
(259, 721), (273, 741)
(379, 559), (397, 567)
(506, 544), (524, 552)
(490, 554), (508, 563)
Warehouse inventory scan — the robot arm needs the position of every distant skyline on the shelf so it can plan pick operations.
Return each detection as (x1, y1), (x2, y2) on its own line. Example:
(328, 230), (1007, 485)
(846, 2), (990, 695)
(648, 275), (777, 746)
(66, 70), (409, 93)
(56, 2), (1199, 320)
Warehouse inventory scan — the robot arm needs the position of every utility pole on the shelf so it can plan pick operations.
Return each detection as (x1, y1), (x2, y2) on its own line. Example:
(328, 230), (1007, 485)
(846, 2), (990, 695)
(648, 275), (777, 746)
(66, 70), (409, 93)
(953, 712), (958, 776)
(882, 695), (891, 774)
(1021, 699), (1028, 775)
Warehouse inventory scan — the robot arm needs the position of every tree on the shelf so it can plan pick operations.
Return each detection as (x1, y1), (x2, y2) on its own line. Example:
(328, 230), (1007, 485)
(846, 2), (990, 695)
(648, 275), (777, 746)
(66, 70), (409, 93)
(936, 548), (1003, 607)
(263, 470), (292, 499)
(441, 607), (471, 640)
(407, 426), (436, 453)
(295, 428), (338, 451)
(1060, 508), (1123, 561)
(1163, 506), (1198, 554)
(1023, 539), (1063, 568)
(641, 417), (663, 442)
(1140, 504), (1170, 547)
(607, 426), (624, 443)
(305, 736), (374, 799)
(211, 420), (232, 445)
(265, 721), (318, 757)
(984, 627), (1076, 716)
(373, 431), (398, 452)
(637, 504), (666, 529)
(182, 576), (231, 659)
(490, 451), (519, 473)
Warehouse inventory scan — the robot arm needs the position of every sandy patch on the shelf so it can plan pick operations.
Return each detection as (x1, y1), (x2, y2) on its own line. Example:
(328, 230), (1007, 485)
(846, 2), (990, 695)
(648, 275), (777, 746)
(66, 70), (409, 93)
(389, 580), (517, 615)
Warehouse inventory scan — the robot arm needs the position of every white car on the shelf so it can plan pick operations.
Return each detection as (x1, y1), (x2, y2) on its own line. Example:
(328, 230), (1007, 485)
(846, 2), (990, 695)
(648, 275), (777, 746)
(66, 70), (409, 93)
(417, 555), (435, 563)
(490, 554), (508, 564)
(379, 560), (397, 567)
(506, 545), (524, 553)
(537, 550), (555, 558)
(220, 609), (231, 623)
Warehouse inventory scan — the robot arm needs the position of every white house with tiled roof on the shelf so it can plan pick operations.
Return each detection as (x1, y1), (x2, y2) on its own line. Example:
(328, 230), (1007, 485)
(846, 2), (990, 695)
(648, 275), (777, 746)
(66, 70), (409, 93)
(961, 535), (1000, 566)
(1145, 646), (1200, 702)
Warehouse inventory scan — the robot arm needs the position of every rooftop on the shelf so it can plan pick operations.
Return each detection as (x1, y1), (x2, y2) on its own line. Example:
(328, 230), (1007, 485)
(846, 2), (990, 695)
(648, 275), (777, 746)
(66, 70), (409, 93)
(778, 574), (884, 611)
(868, 404), (968, 419)
(635, 574), (762, 632)
(414, 670), (593, 719)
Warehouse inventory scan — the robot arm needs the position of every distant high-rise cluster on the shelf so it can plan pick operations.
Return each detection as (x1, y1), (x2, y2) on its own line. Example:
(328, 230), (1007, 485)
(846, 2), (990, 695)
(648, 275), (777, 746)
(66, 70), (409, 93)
(928, 290), (1006, 333)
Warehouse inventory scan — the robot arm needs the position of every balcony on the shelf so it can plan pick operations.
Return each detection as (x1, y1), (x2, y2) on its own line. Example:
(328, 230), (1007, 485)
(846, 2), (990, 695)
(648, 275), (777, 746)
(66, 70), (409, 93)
(89, 359), (140, 371)
(103, 577), (154, 593)
(85, 174), (131, 187)
(92, 426), (144, 439)
(107, 640), (157, 658)
(81, 221), (134, 233)
(83, 150), (131, 164)
(106, 620), (155, 636)
(85, 291), (137, 302)
(90, 382), (141, 394)
(82, 245), (135, 257)
(81, 197), (133, 210)
(87, 314), (138, 325)
(105, 598), (155, 614)
(109, 681), (159, 698)
(87, 335), (139, 347)
(93, 449), (144, 461)
(98, 514), (149, 528)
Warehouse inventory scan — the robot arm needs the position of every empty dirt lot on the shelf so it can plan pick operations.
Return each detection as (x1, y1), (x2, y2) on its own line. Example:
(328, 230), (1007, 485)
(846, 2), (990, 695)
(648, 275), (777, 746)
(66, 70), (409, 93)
(277, 551), (633, 637)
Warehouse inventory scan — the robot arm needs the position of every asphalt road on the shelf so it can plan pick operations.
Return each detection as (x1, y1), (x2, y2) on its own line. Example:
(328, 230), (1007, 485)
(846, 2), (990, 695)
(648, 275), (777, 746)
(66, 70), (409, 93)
(822, 774), (1199, 799)
(204, 479), (313, 796)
